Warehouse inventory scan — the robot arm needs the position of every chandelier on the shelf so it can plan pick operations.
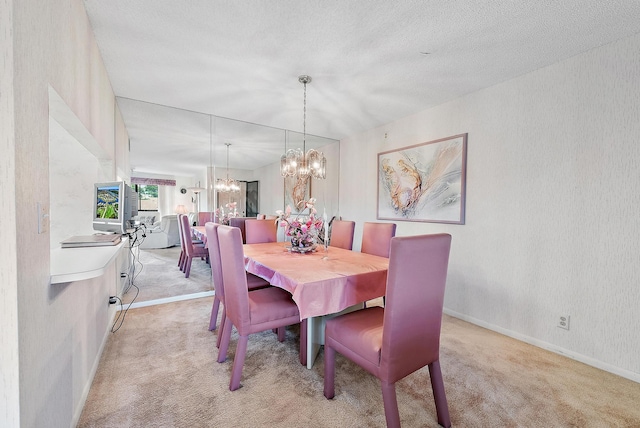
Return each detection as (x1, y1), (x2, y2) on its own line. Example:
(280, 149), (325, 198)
(280, 75), (326, 180)
(215, 143), (240, 193)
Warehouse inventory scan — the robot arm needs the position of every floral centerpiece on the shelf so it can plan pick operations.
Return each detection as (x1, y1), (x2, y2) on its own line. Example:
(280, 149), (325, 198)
(215, 202), (240, 225)
(276, 198), (324, 252)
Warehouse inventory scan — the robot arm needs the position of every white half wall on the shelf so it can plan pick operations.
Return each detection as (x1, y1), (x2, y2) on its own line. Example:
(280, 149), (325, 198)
(10, 0), (131, 426)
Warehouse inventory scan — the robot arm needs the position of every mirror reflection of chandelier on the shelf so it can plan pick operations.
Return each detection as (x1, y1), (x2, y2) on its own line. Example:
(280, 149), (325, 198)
(215, 143), (240, 193)
(280, 75), (326, 180)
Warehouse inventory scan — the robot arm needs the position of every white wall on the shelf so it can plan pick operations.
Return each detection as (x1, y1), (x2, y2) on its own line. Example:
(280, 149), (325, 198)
(340, 33), (640, 381)
(8, 0), (131, 427)
(1, 0), (20, 426)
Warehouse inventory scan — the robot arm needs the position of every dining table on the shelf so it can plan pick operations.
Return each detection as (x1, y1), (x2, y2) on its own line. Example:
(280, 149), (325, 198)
(243, 242), (389, 368)
(192, 225), (207, 246)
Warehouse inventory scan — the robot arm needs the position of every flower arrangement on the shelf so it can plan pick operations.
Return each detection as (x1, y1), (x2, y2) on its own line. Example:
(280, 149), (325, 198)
(215, 202), (239, 225)
(275, 198), (324, 252)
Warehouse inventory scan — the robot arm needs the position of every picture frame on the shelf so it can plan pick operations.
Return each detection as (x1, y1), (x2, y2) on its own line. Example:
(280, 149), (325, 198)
(284, 175), (311, 212)
(377, 133), (467, 224)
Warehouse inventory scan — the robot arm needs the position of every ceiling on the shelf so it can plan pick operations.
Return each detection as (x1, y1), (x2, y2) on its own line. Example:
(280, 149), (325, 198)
(83, 0), (640, 177)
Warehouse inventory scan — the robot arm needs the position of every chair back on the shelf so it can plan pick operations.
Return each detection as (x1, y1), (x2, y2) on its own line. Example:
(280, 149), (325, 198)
(245, 219), (277, 244)
(217, 225), (251, 334)
(179, 214), (198, 257)
(256, 214), (266, 220)
(228, 217), (248, 243)
(198, 212), (216, 225)
(329, 220), (356, 250)
(380, 234), (452, 383)
(176, 213), (184, 246)
(361, 222), (397, 258)
(205, 222), (224, 302)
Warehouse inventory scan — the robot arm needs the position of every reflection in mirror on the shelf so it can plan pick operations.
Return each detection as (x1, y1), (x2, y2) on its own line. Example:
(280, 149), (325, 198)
(117, 97), (340, 304)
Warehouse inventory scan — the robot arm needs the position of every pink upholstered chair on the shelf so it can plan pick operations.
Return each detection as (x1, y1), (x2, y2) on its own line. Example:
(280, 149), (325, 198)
(228, 217), (249, 244)
(329, 220), (356, 250)
(177, 214), (187, 270)
(179, 213), (209, 278)
(244, 219), (278, 244)
(198, 211), (216, 226)
(205, 223), (270, 341)
(216, 225), (307, 390)
(361, 222), (397, 258)
(324, 233), (453, 428)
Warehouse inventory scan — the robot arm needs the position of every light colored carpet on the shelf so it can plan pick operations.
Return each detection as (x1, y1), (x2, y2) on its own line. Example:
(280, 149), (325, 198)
(79, 297), (640, 427)
(122, 246), (212, 304)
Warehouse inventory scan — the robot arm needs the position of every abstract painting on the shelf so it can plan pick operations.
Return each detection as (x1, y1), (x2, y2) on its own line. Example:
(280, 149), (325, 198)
(284, 175), (311, 212)
(377, 134), (467, 224)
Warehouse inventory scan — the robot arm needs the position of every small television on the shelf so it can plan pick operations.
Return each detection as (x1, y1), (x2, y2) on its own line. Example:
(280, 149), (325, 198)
(93, 181), (138, 234)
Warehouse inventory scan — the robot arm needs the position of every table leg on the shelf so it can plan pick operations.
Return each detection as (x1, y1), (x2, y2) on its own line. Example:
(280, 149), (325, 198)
(305, 303), (366, 369)
(306, 316), (323, 369)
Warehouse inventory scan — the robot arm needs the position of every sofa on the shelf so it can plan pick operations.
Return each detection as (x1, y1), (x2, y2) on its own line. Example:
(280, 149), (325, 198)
(136, 215), (180, 249)
(131, 213), (159, 228)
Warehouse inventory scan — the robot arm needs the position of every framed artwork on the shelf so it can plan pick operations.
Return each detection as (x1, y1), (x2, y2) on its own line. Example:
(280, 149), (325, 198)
(284, 175), (310, 212)
(377, 133), (467, 224)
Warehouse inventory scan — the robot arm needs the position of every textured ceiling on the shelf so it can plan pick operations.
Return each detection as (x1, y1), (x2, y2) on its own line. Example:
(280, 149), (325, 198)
(83, 0), (640, 177)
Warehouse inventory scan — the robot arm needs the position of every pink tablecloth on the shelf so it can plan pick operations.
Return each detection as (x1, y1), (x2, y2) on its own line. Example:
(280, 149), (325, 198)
(243, 242), (389, 319)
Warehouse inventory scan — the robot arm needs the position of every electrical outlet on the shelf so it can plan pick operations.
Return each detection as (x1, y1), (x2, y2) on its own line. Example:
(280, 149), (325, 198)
(557, 315), (570, 330)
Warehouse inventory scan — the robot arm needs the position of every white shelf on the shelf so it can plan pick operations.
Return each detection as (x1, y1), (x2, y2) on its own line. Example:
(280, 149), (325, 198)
(50, 238), (129, 284)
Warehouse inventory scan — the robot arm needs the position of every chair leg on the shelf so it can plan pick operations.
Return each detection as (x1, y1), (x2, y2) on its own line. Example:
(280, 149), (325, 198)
(323, 343), (336, 399)
(178, 250), (184, 268)
(184, 256), (192, 278)
(277, 327), (286, 342)
(180, 251), (187, 272)
(209, 296), (221, 331)
(299, 319), (307, 366)
(428, 360), (451, 428)
(229, 335), (249, 391)
(217, 317), (233, 363)
(381, 381), (401, 428)
(216, 307), (227, 349)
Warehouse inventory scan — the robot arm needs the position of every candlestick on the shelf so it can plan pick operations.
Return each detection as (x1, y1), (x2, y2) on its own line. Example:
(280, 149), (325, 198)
(323, 209), (328, 248)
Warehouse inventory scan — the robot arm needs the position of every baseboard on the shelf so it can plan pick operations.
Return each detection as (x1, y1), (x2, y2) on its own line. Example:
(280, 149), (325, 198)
(125, 290), (215, 309)
(443, 308), (640, 384)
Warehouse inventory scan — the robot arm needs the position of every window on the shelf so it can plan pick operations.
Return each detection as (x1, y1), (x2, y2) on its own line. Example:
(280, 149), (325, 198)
(135, 184), (159, 211)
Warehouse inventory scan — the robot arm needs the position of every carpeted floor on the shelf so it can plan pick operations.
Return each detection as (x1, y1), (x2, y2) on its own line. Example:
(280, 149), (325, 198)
(122, 246), (212, 304)
(78, 297), (640, 427)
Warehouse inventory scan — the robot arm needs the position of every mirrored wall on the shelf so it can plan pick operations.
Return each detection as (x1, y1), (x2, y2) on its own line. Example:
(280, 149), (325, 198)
(117, 97), (340, 304)
(118, 97), (340, 220)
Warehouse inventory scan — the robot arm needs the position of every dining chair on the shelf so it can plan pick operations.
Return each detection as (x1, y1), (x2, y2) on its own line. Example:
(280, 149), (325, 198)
(228, 217), (248, 244)
(179, 213), (209, 278)
(256, 214), (266, 219)
(329, 220), (356, 250)
(205, 223), (271, 341)
(323, 233), (453, 428)
(244, 219), (278, 244)
(198, 211), (216, 226)
(361, 222), (397, 258)
(216, 225), (307, 390)
(176, 214), (186, 270)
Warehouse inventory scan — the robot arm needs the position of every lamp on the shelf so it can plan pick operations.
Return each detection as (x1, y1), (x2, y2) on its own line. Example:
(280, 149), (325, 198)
(187, 182), (205, 212)
(280, 75), (326, 180)
(215, 143), (240, 193)
(175, 204), (188, 215)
